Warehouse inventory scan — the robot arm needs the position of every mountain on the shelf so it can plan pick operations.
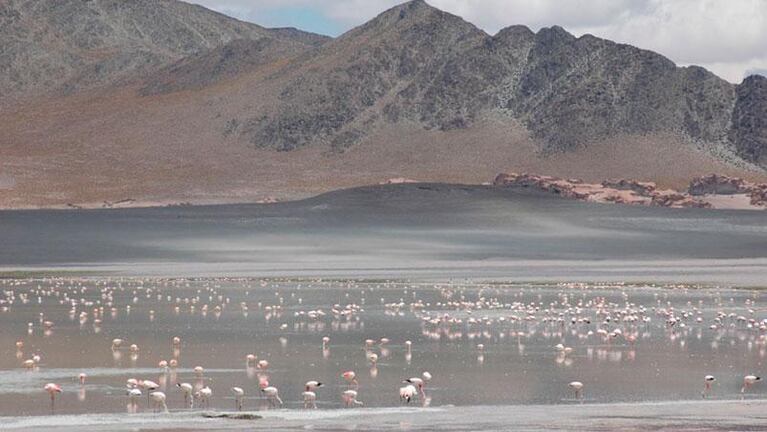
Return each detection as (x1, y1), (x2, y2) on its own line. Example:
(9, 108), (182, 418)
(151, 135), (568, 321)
(0, 0), (765, 208)
(0, 0), (324, 104)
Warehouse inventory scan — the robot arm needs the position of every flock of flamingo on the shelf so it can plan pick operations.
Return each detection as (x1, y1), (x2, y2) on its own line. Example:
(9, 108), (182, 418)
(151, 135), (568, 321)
(33, 335), (437, 413)
(2, 277), (767, 416)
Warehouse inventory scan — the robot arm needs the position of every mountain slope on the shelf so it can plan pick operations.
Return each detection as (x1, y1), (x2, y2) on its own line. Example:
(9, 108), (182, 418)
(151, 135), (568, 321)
(231, 1), (746, 158)
(0, 0), (322, 105)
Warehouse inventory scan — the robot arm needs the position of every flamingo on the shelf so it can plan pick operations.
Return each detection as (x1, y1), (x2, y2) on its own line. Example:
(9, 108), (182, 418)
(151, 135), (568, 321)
(150, 391), (168, 413)
(195, 386), (212, 409)
(404, 377), (426, 397)
(140, 380), (159, 405)
(400, 384), (417, 403)
(322, 336), (330, 350)
(262, 386), (283, 407)
(246, 354), (257, 367)
(111, 338), (123, 350)
(703, 375), (715, 398)
(231, 387), (245, 411)
(303, 391), (317, 409)
(44, 383), (62, 413)
(342, 371), (358, 386)
(568, 381), (584, 400)
(422, 371), (432, 383)
(305, 380), (323, 391)
(742, 375), (761, 393)
(78, 373), (87, 386)
(342, 389), (363, 407)
(127, 388), (142, 411)
(177, 382), (193, 408)
(257, 374), (270, 389)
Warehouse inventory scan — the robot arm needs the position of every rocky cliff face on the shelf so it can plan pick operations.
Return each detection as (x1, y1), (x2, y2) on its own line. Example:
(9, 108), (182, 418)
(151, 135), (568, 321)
(731, 75), (767, 164)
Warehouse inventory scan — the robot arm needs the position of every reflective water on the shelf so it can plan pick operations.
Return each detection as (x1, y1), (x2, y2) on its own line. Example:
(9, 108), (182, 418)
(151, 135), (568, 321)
(2, 277), (767, 421)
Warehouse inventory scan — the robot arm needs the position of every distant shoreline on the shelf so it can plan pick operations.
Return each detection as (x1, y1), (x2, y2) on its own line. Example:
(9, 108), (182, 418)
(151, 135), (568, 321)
(2, 174), (767, 211)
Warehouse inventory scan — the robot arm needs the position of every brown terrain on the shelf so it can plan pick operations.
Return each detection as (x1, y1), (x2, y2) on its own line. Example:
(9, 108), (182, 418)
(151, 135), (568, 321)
(494, 173), (767, 210)
(1, 0), (766, 209)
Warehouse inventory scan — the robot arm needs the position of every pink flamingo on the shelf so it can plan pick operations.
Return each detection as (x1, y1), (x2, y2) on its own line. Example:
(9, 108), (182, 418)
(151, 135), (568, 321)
(44, 383), (62, 413)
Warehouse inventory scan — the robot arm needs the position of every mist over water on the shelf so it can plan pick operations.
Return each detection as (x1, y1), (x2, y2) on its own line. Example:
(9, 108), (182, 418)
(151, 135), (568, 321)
(2, 184), (767, 283)
(3, 185), (767, 430)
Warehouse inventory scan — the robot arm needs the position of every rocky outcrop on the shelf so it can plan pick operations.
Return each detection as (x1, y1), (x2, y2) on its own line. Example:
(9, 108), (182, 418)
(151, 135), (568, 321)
(601, 179), (657, 195)
(494, 172), (712, 208)
(688, 174), (749, 195)
(688, 174), (767, 206)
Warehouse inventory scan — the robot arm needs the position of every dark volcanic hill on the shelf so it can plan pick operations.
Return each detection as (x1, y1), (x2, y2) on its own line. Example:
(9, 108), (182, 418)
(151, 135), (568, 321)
(0, 0), (765, 208)
(238, 1), (753, 156)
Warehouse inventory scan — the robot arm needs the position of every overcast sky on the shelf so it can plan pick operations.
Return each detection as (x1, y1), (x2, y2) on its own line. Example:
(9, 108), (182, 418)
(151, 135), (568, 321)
(188, 0), (767, 83)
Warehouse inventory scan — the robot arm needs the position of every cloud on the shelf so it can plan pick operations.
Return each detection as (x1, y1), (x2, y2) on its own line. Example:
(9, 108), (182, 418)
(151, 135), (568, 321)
(187, 0), (767, 83)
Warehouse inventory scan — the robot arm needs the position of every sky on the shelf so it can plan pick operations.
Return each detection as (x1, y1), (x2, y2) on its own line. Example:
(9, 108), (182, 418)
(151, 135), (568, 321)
(187, 0), (767, 83)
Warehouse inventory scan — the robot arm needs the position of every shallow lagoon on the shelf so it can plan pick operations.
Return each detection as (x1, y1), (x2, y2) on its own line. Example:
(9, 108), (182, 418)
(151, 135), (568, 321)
(2, 278), (767, 420)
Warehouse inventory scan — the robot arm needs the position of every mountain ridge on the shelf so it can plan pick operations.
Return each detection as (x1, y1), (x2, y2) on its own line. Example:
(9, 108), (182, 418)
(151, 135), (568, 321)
(0, 0), (765, 209)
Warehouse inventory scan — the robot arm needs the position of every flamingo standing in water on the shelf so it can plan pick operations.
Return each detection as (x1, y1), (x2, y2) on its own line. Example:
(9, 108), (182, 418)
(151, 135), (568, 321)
(702, 375), (715, 398)
(302, 381), (322, 409)
(399, 384), (417, 403)
(742, 375), (761, 394)
(195, 386), (212, 409)
(44, 383), (62, 413)
(404, 373), (431, 398)
(177, 382), (194, 408)
(127, 388), (142, 411)
(140, 380), (159, 405)
(150, 391), (168, 413)
(303, 391), (317, 409)
(246, 354), (257, 367)
(78, 373), (87, 386)
(305, 380), (323, 392)
(342, 389), (363, 407)
(231, 387), (245, 411)
(262, 386), (283, 407)
(568, 381), (584, 400)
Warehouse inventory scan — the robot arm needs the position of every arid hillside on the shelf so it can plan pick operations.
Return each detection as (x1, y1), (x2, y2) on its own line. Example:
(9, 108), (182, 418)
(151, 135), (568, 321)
(1, 0), (765, 208)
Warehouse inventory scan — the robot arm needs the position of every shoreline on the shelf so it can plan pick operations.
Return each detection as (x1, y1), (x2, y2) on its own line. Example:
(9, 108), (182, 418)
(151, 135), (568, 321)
(3, 259), (767, 287)
(4, 399), (767, 431)
(2, 177), (767, 212)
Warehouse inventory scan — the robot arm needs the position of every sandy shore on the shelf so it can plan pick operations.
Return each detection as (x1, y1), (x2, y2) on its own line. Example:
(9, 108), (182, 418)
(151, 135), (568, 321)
(5, 400), (767, 431)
